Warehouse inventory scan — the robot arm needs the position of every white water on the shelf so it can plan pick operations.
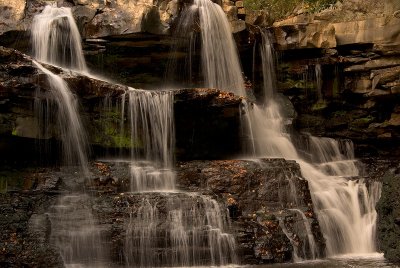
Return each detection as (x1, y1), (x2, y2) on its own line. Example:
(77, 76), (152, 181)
(193, 0), (246, 96)
(124, 88), (176, 192)
(32, 5), (87, 72)
(48, 195), (107, 267)
(127, 88), (174, 168)
(33, 61), (88, 172)
(124, 193), (237, 267)
(121, 87), (237, 266)
(246, 29), (382, 258)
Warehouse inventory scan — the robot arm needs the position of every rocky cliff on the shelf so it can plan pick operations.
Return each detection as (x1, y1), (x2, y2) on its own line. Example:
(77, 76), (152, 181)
(0, 46), (244, 163)
(0, 158), (324, 266)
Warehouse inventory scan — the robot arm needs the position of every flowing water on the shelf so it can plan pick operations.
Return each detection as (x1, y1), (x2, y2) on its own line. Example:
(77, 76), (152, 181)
(31, 5), (87, 72)
(124, 193), (237, 267)
(315, 64), (323, 101)
(120, 88), (237, 266)
(32, 6), (100, 267)
(29, 2), (386, 267)
(48, 195), (108, 267)
(33, 61), (89, 172)
(247, 29), (382, 258)
(192, 0), (246, 96)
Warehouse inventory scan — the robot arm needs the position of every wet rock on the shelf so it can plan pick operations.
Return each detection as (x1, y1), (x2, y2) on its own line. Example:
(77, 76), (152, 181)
(176, 158), (326, 262)
(0, 47), (245, 160)
(377, 165), (400, 263)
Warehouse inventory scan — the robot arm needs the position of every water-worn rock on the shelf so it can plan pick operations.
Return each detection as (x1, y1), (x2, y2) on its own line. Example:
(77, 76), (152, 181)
(377, 164), (400, 263)
(176, 159), (326, 262)
(0, 159), (325, 266)
(0, 46), (244, 161)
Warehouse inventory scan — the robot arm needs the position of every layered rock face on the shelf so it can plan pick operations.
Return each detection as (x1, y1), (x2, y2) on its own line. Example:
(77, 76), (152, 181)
(0, 158), (324, 266)
(177, 159), (325, 262)
(0, 46), (244, 162)
(257, 0), (400, 157)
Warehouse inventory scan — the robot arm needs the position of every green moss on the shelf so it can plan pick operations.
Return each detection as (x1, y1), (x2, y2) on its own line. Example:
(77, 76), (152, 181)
(311, 100), (328, 111)
(0, 178), (7, 193)
(11, 128), (17, 136)
(332, 110), (347, 118)
(350, 116), (375, 128)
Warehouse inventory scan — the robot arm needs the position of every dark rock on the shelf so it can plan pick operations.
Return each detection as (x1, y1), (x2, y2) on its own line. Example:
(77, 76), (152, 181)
(0, 46), (244, 161)
(176, 158), (326, 262)
(377, 165), (400, 263)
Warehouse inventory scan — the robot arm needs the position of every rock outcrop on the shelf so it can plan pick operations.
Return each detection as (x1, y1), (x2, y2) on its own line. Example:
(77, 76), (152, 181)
(244, 0), (400, 156)
(176, 159), (325, 262)
(0, 46), (244, 162)
(0, 158), (325, 266)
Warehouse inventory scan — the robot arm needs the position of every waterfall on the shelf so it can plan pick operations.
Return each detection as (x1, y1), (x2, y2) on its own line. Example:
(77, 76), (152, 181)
(124, 193), (237, 267)
(248, 29), (382, 257)
(31, 5), (87, 72)
(31, 6), (103, 267)
(48, 195), (107, 267)
(32, 61), (88, 172)
(193, 0), (246, 96)
(31, 5), (89, 171)
(120, 88), (237, 265)
(127, 88), (175, 168)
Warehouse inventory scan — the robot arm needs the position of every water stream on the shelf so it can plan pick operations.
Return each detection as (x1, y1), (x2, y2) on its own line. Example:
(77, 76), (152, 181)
(247, 29), (382, 258)
(29, 2), (387, 267)
(193, 0), (246, 96)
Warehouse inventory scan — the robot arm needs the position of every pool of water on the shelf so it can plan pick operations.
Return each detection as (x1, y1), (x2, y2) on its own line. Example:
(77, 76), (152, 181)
(248, 253), (399, 268)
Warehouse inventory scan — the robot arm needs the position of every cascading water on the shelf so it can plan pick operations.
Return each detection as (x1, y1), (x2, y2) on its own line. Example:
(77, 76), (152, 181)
(33, 61), (88, 171)
(31, 5), (87, 72)
(120, 87), (237, 266)
(124, 193), (237, 267)
(122, 88), (176, 192)
(48, 195), (107, 267)
(31, 6), (105, 267)
(191, 0), (246, 96)
(31, 5), (89, 171)
(248, 29), (382, 258)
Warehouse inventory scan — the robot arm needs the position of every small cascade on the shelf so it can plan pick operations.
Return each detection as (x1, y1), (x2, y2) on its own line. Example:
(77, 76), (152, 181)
(315, 63), (323, 101)
(179, 0), (245, 96)
(31, 5), (87, 72)
(124, 193), (237, 267)
(33, 61), (88, 172)
(123, 88), (176, 192)
(126, 88), (174, 168)
(278, 218), (301, 262)
(245, 28), (382, 258)
(48, 195), (107, 267)
(289, 209), (318, 259)
(31, 5), (89, 171)
(129, 162), (175, 192)
(260, 31), (277, 99)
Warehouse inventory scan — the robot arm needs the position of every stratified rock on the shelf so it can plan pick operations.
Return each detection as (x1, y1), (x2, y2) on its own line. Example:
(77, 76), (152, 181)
(272, 21), (336, 49)
(174, 88), (244, 160)
(0, 46), (244, 160)
(176, 158), (326, 262)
